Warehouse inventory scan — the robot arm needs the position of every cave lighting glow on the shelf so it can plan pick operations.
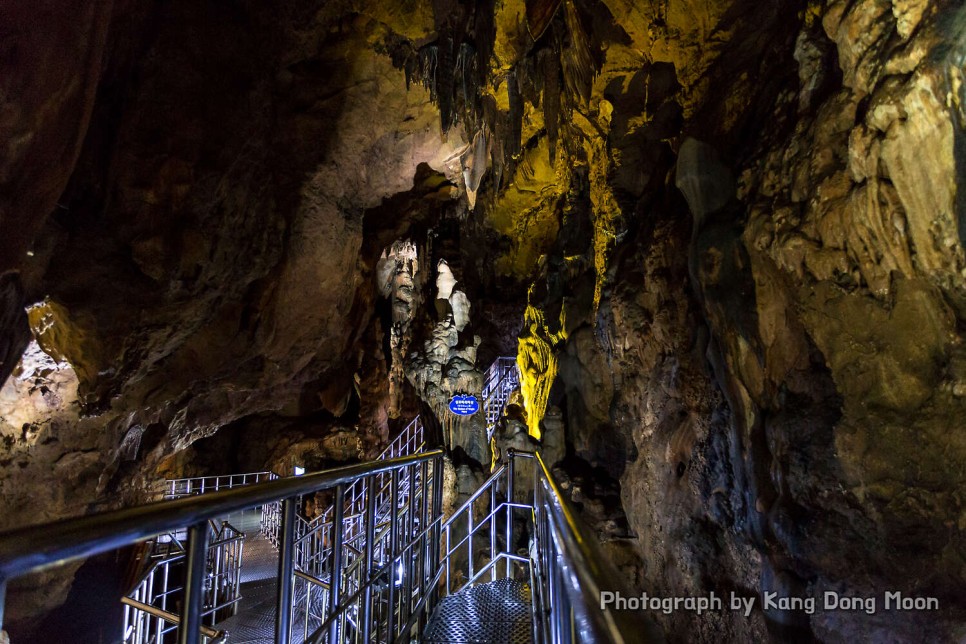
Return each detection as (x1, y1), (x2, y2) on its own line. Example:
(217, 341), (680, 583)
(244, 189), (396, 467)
(0, 338), (79, 445)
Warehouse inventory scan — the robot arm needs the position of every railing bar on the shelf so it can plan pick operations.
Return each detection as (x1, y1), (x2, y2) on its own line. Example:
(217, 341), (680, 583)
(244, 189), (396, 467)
(178, 522), (209, 644)
(277, 500), (299, 639)
(439, 464), (508, 531)
(328, 484), (345, 643)
(506, 450), (515, 577)
(212, 535), (221, 624)
(490, 482), (497, 583)
(293, 568), (330, 590)
(303, 580), (311, 642)
(196, 595), (244, 615)
(361, 474), (376, 643)
(121, 597), (224, 640)
(468, 494), (474, 581)
(460, 553), (528, 590)
(387, 469), (399, 638)
(420, 458), (429, 631)
(0, 450), (444, 580)
(1, 575), (8, 631)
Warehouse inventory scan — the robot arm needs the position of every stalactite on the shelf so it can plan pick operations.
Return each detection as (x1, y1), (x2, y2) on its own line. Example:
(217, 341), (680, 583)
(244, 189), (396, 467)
(540, 46), (561, 163)
(420, 45), (439, 104)
(437, 34), (456, 132)
(455, 41), (478, 129)
(507, 69), (523, 160)
(526, 0), (564, 40)
(560, 0), (594, 105)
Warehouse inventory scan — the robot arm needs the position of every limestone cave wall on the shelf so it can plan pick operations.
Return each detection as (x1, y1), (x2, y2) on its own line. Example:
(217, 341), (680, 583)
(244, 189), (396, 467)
(1, 0), (965, 642)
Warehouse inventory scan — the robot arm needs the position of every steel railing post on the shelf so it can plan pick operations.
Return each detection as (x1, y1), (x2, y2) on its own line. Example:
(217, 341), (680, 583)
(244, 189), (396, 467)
(402, 463), (415, 628)
(179, 521), (210, 644)
(276, 498), (296, 643)
(0, 576), (6, 632)
(506, 449), (515, 577)
(361, 475), (376, 643)
(387, 469), (399, 638)
(420, 459), (429, 593)
(431, 455), (443, 613)
(468, 495), (474, 581)
(490, 483), (497, 581)
(212, 539), (221, 622)
(328, 484), (345, 643)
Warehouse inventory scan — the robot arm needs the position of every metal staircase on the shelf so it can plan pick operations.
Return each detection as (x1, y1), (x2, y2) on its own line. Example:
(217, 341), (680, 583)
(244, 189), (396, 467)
(0, 357), (658, 644)
(483, 357), (520, 440)
(122, 520), (244, 643)
(127, 416), (430, 643)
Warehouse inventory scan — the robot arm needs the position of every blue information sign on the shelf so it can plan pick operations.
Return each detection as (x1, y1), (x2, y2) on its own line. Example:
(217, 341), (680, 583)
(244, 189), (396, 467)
(449, 394), (480, 416)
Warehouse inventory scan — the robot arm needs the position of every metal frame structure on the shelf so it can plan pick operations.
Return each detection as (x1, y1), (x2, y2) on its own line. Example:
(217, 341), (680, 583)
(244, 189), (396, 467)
(0, 450), (444, 644)
(286, 454), (442, 643)
(163, 472), (278, 500)
(122, 520), (244, 643)
(483, 356), (521, 439)
(0, 370), (658, 643)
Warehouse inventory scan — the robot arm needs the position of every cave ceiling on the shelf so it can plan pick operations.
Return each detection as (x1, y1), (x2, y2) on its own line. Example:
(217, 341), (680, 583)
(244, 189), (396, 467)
(2, 0), (966, 641)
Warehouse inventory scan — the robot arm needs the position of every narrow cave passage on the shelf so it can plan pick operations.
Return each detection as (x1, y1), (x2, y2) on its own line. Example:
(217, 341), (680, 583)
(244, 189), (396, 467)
(2, 1), (966, 643)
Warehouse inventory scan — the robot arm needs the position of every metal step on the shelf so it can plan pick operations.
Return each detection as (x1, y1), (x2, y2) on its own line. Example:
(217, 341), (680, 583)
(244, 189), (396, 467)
(422, 579), (533, 644)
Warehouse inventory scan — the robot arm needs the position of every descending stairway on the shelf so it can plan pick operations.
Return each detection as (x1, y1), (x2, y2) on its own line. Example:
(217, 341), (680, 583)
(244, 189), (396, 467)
(100, 355), (656, 644)
(483, 357), (521, 440)
(211, 511), (290, 643)
(1, 351), (652, 643)
(423, 579), (533, 644)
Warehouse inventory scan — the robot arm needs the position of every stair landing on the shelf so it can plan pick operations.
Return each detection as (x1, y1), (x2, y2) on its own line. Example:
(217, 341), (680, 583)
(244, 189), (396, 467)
(422, 579), (533, 644)
(214, 510), (320, 643)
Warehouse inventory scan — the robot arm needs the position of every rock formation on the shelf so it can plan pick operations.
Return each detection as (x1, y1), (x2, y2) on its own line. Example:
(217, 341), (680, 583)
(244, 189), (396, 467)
(1, 0), (965, 641)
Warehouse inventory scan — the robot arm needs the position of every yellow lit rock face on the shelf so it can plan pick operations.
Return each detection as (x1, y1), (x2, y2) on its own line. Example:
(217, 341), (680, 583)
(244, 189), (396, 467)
(487, 138), (569, 277)
(493, 0), (530, 70)
(313, 0), (435, 43)
(598, 0), (736, 116)
(517, 293), (568, 439)
(571, 109), (625, 313)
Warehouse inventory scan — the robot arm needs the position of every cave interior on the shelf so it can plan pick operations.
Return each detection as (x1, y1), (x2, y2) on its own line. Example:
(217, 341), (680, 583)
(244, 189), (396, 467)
(1, 0), (966, 642)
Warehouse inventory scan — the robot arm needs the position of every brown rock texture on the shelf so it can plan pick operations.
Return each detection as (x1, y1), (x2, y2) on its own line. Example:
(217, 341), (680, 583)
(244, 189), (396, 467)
(1, 0), (966, 642)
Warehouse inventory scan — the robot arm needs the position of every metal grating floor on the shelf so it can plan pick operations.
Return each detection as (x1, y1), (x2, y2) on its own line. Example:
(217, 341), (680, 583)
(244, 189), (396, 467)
(422, 579), (533, 644)
(214, 510), (321, 643)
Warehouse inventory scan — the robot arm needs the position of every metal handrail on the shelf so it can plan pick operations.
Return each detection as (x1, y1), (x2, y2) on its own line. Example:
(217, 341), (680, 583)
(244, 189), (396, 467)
(529, 450), (663, 644)
(120, 597), (226, 642)
(0, 449), (444, 644)
(425, 449), (661, 644)
(164, 471), (278, 499)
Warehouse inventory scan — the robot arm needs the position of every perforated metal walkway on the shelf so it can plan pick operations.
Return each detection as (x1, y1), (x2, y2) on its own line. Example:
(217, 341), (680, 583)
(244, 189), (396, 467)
(422, 579), (533, 644)
(213, 510), (324, 643)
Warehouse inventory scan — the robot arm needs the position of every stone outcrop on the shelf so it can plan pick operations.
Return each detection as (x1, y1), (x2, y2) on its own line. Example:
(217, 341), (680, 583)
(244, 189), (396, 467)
(509, 0), (966, 641)
(407, 263), (490, 468)
(2, 0), (966, 642)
